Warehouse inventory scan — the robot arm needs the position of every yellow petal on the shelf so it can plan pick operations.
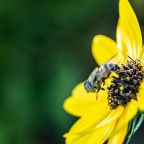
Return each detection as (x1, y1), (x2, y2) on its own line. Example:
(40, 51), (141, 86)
(63, 96), (95, 117)
(117, 0), (143, 60)
(116, 21), (127, 64)
(64, 82), (95, 116)
(66, 101), (110, 134)
(86, 120), (117, 144)
(137, 80), (144, 112)
(72, 82), (96, 100)
(140, 46), (144, 63)
(64, 82), (108, 117)
(113, 99), (138, 134)
(95, 106), (124, 129)
(64, 133), (92, 144)
(108, 124), (128, 144)
(92, 35), (118, 65)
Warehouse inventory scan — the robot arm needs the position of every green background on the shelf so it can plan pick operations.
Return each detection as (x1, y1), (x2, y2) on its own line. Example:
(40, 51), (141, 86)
(0, 0), (143, 143)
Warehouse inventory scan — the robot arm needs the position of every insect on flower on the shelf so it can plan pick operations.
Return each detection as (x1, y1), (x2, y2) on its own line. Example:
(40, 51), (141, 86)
(63, 0), (144, 143)
(84, 55), (144, 109)
(84, 62), (120, 99)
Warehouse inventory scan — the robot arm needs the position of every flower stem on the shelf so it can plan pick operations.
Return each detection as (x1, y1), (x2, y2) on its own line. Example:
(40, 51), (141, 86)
(126, 113), (144, 144)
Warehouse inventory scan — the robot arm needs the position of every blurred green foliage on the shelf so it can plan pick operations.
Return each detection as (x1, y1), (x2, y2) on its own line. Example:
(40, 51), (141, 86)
(0, 0), (143, 144)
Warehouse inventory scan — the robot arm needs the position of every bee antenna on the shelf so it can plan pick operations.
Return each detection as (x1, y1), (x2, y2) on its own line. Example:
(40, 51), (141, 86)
(127, 55), (134, 61)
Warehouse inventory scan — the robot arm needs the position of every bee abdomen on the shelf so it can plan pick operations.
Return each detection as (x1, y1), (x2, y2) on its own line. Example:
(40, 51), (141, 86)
(106, 63), (120, 71)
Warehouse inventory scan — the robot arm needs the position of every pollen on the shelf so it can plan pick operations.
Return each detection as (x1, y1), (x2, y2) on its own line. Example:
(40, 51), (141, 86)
(120, 86), (124, 90)
(108, 57), (144, 110)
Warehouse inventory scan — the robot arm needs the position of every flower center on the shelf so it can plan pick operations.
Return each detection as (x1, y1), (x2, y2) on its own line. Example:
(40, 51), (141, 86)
(107, 57), (144, 110)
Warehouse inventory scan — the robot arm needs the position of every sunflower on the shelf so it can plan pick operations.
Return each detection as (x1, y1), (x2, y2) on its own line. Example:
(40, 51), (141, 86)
(63, 0), (144, 143)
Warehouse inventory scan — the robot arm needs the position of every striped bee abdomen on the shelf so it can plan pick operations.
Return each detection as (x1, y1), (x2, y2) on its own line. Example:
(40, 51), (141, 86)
(106, 63), (120, 71)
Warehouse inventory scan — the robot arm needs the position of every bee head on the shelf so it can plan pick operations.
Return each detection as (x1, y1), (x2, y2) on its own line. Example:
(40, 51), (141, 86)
(84, 81), (95, 93)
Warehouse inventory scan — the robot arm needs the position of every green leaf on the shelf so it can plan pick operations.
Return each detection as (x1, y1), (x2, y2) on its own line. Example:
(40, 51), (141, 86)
(133, 114), (144, 133)
(126, 114), (139, 144)
(126, 113), (144, 144)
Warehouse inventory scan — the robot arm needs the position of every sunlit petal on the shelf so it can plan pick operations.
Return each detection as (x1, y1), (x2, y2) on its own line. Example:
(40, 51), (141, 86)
(117, 0), (143, 60)
(64, 82), (108, 117)
(108, 124), (128, 144)
(140, 45), (144, 63)
(113, 100), (138, 134)
(92, 35), (118, 65)
(64, 133), (92, 144)
(137, 80), (144, 112)
(66, 102), (110, 134)
(95, 106), (124, 128)
(86, 121), (117, 144)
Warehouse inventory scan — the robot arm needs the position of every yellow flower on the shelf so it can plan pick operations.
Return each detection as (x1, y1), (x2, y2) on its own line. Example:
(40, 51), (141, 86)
(63, 0), (144, 144)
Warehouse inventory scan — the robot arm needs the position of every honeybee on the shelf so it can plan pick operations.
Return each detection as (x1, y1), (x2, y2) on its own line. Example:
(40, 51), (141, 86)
(84, 63), (120, 99)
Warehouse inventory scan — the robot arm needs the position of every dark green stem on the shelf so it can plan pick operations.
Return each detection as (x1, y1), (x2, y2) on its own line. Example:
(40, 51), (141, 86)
(126, 113), (144, 144)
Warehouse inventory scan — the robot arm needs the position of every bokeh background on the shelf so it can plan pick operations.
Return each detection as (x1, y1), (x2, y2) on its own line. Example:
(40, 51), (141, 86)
(0, 0), (143, 144)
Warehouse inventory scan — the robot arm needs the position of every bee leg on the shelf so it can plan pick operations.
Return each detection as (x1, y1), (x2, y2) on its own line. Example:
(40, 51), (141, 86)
(96, 89), (100, 100)
(102, 80), (105, 85)
(96, 92), (98, 100)
(101, 78), (106, 86)
(101, 87), (105, 90)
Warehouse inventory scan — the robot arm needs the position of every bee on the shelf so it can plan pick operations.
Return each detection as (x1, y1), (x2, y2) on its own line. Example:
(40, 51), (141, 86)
(84, 63), (120, 99)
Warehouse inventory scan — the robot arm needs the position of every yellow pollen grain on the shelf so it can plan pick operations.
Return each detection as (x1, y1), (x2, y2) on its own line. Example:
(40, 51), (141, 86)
(114, 89), (118, 93)
(126, 77), (130, 80)
(120, 86), (124, 90)
(110, 72), (118, 78)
